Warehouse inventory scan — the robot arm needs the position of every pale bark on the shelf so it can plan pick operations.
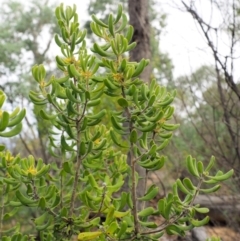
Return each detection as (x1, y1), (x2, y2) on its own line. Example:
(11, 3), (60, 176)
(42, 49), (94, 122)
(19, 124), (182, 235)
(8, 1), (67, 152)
(128, 0), (152, 82)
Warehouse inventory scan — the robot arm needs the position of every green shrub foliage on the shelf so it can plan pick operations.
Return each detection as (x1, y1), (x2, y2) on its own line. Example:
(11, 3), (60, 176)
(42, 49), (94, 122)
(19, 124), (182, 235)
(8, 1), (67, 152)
(0, 4), (233, 241)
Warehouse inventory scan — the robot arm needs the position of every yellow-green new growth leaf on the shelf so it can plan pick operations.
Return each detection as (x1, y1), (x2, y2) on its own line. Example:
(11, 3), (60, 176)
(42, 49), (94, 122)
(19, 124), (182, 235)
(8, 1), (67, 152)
(114, 210), (130, 218)
(194, 207), (209, 214)
(0, 90), (6, 108)
(78, 231), (102, 241)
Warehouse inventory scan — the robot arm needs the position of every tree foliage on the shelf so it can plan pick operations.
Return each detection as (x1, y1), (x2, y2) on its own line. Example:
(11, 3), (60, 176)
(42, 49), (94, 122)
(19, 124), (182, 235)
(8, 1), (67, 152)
(0, 0), (59, 162)
(0, 0), (58, 97)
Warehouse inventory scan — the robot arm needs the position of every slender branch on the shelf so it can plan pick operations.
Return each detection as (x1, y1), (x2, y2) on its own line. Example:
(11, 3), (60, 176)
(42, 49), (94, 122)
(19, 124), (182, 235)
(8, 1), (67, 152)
(32, 180), (39, 200)
(181, 0), (240, 100)
(60, 169), (63, 210)
(69, 104), (81, 217)
(180, 91), (223, 158)
(91, 185), (107, 219)
(153, 171), (166, 198)
(37, 127), (48, 163)
(25, 115), (37, 140)
(19, 134), (34, 156)
(215, 61), (240, 165)
(230, 0), (236, 76)
(0, 184), (6, 239)
(141, 170), (149, 210)
(122, 86), (139, 234)
(130, 142), (139, 234)
(69, 78), (88, 216)
(31, 180), (57, 217)
(42, 38), (52, 58)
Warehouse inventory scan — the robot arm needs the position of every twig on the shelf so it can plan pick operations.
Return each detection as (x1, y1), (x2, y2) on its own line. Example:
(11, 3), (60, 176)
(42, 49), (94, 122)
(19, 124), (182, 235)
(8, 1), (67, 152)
(181, 0), (240, 100)
(0, 184), (6, 239)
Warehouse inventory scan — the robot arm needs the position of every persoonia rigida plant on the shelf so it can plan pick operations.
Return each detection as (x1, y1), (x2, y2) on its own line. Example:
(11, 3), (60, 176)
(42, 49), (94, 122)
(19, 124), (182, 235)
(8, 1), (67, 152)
(0, 4), (233, 241)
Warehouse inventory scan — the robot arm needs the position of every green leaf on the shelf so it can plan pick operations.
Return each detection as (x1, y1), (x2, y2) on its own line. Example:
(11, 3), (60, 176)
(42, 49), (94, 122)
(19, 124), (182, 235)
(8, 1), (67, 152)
(63, 161), (72, 174)
(78, 231), (102, 241)
(138, 185), (159, 201)
(200, 184), (221, 194)
(166, 224), (185, 236)
(209, 169), (234, 181)
(0, 144), (5, 151)
(138, 207), (155, 217)
(130, 129), (138, 143)
(0, 123), (22, 138)
(117, 97), (129, 108)
(194, 207), (209, 214)
(0, 111), (10, 131)
(38, 197), (46, 210)
(190, 216), (210, 227)
(3, 208), (19, 220)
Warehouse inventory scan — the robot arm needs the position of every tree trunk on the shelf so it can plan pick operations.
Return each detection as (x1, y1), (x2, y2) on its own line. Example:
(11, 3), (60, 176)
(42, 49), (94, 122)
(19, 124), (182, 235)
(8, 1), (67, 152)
(128, 0), (152, 82)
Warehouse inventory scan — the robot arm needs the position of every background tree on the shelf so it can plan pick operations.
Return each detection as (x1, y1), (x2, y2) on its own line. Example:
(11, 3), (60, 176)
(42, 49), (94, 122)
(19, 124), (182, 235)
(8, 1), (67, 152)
(0, 0), (58, 162)
(162, 0), (240, 232)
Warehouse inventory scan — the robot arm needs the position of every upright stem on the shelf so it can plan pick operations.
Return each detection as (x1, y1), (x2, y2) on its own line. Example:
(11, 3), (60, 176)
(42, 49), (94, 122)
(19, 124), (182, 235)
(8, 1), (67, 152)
(141, 170), (149, 210)
(32, 180), (39, 200)
(69, 111), (81, 217)
(60, 170), (63, 209)
(122, 86), (139, 234)
(0, 185), (5, 239)
(69, 79), (82, 216)
(70, 152), (81, 216)
(130, 142), (139, 234)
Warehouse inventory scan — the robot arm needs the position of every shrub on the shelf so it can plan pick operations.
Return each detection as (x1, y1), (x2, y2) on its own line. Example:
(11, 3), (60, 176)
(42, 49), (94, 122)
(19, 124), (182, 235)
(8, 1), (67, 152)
(0, 4), (233, 241)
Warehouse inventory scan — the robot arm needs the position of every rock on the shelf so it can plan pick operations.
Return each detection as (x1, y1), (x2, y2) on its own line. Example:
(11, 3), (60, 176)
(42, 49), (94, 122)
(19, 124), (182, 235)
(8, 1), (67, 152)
(192, 227), (208, 241)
